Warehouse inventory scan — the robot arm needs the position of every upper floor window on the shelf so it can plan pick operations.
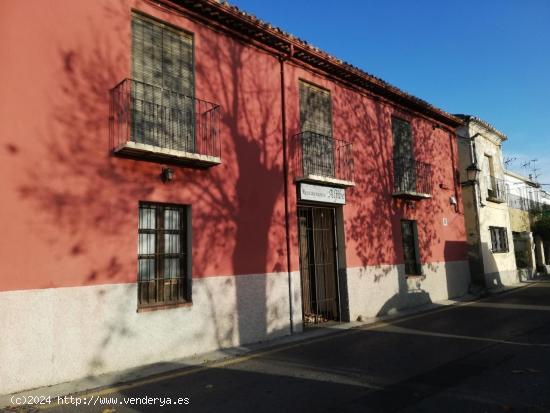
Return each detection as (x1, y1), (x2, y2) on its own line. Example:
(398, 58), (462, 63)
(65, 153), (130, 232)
(483, 154), (506, 202)
(392, 117), (415, 192)
(391, 117), (432, 198)
(110, 14), (221, 167)
(138, 202), (190, 309)
(299, 82), (334, 178)
(132, 14), (195, 152)
(293, 81), (354, 185)
(392, 117), (414, 162)
(483, 154), (495, 177)
(299, 81), (332, 137)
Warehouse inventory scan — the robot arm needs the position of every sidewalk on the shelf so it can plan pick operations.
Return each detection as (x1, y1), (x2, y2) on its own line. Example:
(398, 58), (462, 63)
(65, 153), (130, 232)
(1, 282), (534, 410)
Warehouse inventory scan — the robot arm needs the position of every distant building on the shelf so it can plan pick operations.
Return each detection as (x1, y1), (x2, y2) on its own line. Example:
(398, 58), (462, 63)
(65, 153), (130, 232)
(504, 170), (539, 279)
(533, 188), (550, 273)
(456, 115), (517, 288)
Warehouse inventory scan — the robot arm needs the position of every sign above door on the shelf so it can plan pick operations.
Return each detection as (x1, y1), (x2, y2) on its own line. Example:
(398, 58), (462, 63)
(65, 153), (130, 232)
(299, 183), (346, 205)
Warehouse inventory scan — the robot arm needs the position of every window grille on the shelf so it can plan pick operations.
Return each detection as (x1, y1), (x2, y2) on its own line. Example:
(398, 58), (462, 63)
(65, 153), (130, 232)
(392, 118), (416, 193)
(138, 202), (189, 307)
(490, 226), (509, 253)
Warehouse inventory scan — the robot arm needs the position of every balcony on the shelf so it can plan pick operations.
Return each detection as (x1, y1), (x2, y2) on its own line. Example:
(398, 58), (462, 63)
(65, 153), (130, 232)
(110, 79), (221, 168)
(507, 194), (536, 212)
(486, 176), (507, 203)
(392, 157), (433, 199)
(293, 131), (354, 187)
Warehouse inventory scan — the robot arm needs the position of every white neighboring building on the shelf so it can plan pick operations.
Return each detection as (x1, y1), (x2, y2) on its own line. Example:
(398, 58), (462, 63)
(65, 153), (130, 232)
(504, 170), (539, 279)
(536, 189), (550, 272)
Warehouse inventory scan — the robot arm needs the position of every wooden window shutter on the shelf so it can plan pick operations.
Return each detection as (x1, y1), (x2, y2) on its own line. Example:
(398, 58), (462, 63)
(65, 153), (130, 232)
(392, 118), (416, 192)
(392, 118), (414, 161)
(131, 14), (195, 152)
(299, 82), (335, 177)
(299, 82), (332, 137)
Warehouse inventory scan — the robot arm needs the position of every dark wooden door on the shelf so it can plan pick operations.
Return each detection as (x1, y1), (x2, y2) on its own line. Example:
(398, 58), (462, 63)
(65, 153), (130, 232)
(401, 219), (421, 275)
(298, 206), (339, 324)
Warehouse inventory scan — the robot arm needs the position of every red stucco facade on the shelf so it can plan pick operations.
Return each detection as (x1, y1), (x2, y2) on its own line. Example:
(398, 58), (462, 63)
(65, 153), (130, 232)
(0, 0), (473, 395)
(0, 0), (467, 292)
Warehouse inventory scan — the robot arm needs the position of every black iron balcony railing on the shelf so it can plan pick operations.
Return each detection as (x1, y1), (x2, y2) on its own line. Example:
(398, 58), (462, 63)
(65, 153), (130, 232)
(293, 131), (354, 186)
(507, 193), (534, 211)
(110, 79), (221, 167)
(486, 175), (507, 203)
(392, 157), (433, 198)
(507, 194), (550, 213)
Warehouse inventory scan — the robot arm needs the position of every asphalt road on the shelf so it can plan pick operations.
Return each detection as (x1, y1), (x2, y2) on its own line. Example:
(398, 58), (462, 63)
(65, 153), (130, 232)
(9, 281), (550, 412)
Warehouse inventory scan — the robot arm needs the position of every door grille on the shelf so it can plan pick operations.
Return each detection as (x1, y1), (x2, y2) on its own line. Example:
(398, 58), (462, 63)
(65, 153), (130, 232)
(298, 206), (340, 324)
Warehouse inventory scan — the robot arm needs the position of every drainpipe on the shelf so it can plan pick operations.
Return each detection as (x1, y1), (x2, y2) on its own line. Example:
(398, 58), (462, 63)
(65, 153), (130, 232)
(279, 50), (294, 334)
(448, 131), (460, 213)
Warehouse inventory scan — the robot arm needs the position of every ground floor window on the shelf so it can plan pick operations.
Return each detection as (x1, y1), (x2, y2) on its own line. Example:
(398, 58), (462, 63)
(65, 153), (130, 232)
(138, 202), (189, 308)
(490, 227), (509, 253)
(401, 220), (422, 275)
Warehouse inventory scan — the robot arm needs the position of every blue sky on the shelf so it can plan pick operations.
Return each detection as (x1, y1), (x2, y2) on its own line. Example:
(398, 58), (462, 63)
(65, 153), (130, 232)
(231, 0), (550, 185)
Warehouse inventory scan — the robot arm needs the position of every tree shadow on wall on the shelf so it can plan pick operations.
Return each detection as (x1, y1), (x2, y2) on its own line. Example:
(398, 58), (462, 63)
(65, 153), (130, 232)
(480, 241), (504, 290)
(342, 98), (449, 265)
(334, 89), (459, 315)
(13, 2), (289, 377)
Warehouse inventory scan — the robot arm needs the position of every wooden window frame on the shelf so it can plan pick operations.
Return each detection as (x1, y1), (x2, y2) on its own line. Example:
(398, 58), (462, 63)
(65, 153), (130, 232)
(489, 226), (509, 253)
(137, 202), (192, 311)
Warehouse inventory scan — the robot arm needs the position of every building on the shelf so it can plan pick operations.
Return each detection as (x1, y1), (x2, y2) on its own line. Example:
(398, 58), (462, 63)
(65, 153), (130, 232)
(539, 191), (550, 272)
(504, 169), (540, 279)
(0, 0), (470, 394)
(532, 188), (550, 273)
(456, 115), (517, 288)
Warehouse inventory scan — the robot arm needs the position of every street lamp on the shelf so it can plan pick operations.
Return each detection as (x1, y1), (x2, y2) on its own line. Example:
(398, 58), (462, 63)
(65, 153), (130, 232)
(466, 163), (481, 184)
(161, 167), (174, 182)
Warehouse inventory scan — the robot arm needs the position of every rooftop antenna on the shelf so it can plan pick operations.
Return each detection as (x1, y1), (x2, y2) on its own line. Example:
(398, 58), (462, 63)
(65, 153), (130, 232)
(531, 159), (540, 183)
(504, 157), (516, 168)
(521, 159), (540, 183)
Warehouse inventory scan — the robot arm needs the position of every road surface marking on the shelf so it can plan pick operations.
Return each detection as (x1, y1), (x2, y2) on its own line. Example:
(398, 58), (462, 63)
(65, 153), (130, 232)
(35, 281), (540, 409)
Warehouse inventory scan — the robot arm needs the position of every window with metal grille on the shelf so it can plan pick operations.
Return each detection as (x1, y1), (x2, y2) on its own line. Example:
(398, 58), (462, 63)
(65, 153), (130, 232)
(392, 117), (416, 193)
(138, 202), (189, 308)
(299, 81), (335, 177)
(401, 220), (422, 275)
(131, 14), (195, 152)
(490, 226), (509, 253)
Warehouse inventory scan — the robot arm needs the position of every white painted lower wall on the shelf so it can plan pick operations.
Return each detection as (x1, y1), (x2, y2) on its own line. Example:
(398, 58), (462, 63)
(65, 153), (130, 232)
(0, 271), (297, 395)
(484, 269), (520, 289)
(1, 261), (471, 395)
(346, 260), (470, 321)
(517, 267), (537, 282)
